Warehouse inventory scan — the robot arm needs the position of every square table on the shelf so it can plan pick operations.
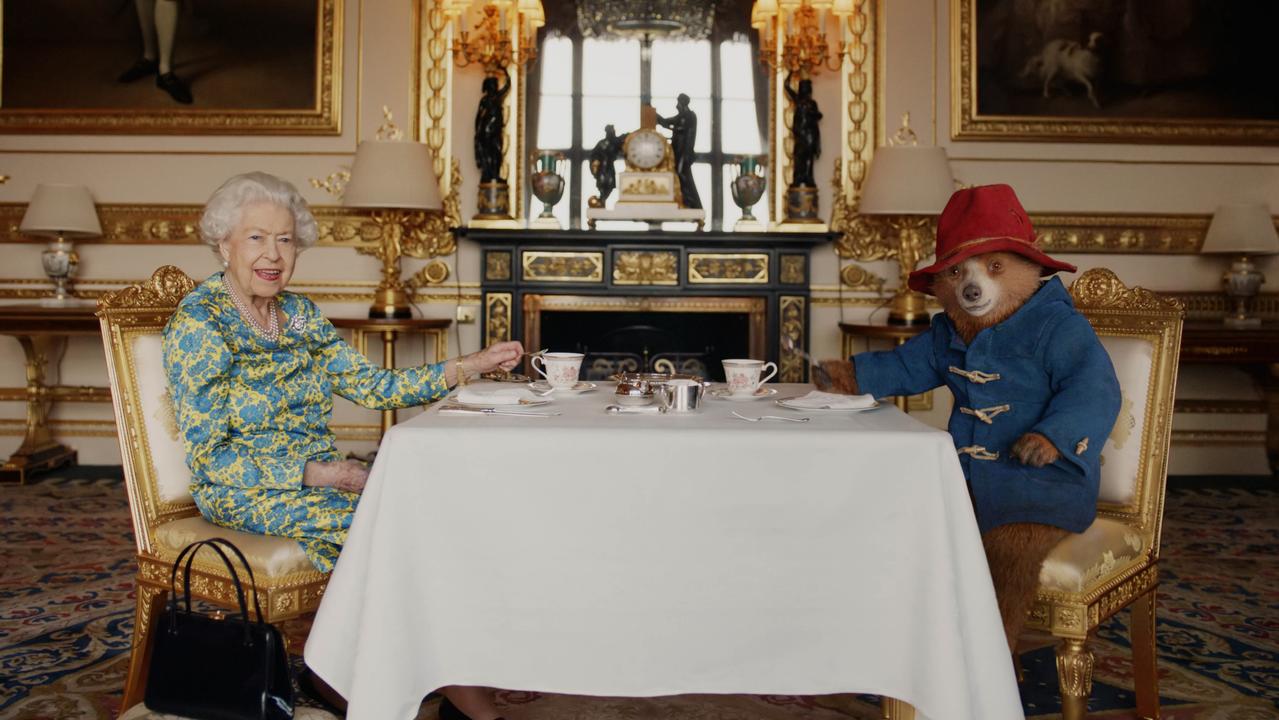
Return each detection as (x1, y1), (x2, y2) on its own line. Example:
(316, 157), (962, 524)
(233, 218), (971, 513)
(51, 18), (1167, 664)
(305, 383), (1022, 720)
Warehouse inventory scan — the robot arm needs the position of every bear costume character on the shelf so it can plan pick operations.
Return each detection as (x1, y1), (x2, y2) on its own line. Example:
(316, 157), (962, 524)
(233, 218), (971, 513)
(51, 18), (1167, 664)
(819, 184), (1122, 652)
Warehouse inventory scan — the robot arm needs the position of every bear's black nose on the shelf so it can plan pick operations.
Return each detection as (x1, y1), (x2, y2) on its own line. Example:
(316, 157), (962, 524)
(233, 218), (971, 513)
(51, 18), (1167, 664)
(962, 283), (982, 302)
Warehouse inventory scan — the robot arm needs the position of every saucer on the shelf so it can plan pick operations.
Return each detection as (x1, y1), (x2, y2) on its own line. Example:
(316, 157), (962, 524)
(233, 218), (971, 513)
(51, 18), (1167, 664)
(529, 380), (598, 394)
(451, 392), (551, 409)
(775, 397), (879, 412)
(708, 386), (778, 401)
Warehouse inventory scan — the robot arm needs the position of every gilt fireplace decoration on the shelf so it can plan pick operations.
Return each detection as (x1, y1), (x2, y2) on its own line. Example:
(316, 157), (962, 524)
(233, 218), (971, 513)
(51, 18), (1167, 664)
(464, 227), (833, 382)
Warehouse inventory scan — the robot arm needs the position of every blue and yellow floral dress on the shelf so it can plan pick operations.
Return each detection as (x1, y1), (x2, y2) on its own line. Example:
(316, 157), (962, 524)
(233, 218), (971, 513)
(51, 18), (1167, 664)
(162, 273), (449, 572)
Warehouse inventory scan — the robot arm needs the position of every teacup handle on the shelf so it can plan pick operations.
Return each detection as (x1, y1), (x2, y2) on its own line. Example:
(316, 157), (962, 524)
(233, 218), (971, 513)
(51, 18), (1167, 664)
(531, 355), (550, 380)
(758, 361), (778, 387)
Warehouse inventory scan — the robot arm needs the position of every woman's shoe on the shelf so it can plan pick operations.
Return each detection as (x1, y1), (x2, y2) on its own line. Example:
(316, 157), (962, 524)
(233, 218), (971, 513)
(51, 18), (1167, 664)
(298, 668), (347, 717)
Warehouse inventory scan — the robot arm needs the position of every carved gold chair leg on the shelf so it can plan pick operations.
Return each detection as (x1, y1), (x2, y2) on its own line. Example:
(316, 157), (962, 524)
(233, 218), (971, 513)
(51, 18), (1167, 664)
(121, 577), (168, 710)
(880, 697), (917, 720)
(1130, 587), (1161, 719)
(1056, 636), (1095, 720)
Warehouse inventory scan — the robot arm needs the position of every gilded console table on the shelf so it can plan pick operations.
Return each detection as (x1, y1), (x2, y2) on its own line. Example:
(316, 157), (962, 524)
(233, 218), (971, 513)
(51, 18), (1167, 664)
(1179, 321), (1279, 471)
(330, 317), (451, 438)
(0, 304), (108, 483)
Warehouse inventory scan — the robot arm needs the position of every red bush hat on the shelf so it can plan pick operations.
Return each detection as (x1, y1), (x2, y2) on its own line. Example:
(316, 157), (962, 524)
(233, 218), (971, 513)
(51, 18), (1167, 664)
(907, 184), (1076, 295)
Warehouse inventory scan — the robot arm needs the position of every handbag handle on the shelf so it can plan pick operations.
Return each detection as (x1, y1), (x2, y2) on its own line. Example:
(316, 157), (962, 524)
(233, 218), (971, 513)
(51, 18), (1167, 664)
(165, 538), (265, 642)
(189, 538), (265, 622)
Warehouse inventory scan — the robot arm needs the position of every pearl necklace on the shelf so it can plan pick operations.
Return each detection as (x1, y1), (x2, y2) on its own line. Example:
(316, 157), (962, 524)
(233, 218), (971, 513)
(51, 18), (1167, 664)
(224, 276), (280, 343)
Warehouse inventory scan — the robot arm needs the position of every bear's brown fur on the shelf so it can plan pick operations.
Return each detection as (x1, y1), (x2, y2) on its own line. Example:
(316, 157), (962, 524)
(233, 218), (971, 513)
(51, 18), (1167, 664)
(818, 250), (1069, 653)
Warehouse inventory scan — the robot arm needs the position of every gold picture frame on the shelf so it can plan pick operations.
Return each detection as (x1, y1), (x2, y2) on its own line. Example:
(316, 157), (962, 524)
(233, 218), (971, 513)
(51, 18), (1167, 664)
(952, 0), (1279, 145)
(0, 0), (342, 135)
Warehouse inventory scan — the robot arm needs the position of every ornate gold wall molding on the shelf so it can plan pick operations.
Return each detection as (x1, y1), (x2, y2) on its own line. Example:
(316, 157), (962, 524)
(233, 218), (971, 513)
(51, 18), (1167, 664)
(0, 202), (399, 248)
(0, 277), (479, 305)
(834, 211), (1278, 260)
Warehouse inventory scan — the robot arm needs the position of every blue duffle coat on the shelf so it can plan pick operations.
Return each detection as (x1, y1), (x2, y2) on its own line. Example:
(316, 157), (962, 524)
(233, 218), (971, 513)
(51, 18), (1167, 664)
(853, 277), (1121, 534)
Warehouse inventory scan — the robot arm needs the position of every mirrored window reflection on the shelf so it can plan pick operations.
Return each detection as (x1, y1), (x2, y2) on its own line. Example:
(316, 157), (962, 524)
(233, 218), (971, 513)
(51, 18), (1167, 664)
(651, 39), (711, 99)
(533, 32), (767, 230)
(537, 37), (574, 149)
(583, 39), (640, 96)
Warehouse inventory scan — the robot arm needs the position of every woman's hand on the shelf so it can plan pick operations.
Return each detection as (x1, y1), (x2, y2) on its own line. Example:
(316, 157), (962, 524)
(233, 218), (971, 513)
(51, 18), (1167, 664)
(465, 340), (524, 375)
(303, 460), (369, 494)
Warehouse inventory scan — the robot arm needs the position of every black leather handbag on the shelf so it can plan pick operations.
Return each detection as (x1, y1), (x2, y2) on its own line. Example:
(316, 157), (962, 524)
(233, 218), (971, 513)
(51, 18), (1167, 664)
(144, 537), (295, 720)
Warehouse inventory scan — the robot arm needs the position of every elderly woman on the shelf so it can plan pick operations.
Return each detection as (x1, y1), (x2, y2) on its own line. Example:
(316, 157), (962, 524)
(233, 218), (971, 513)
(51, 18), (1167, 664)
(163, 171), (517, 720)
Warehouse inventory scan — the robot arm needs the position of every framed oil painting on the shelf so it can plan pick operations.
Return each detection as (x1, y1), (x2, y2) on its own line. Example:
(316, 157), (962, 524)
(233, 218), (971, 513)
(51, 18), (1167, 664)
(952, 0), (1279, 144)
(0, 0), (341, 134)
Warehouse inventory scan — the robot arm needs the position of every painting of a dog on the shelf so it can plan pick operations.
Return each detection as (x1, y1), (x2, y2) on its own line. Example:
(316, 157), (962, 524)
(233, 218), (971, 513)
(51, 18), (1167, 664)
(955, 0), (1279, 144)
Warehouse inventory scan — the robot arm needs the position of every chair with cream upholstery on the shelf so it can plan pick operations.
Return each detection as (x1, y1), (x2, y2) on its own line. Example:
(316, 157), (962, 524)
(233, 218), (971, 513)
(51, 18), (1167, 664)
(99, 266), (329, 710)
(1023, 268), (1184, 720)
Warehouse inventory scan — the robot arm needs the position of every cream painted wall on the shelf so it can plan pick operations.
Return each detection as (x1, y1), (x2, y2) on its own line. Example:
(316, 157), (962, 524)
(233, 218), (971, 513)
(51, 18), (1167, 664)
(1, 0), (1277, 469)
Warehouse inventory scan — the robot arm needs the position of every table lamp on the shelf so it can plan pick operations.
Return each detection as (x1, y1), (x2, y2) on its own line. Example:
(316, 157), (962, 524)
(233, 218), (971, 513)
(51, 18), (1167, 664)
(858, 114), (954, 325)
(343, 138), (443, 318)
(20, 184), (103, 305)
(1201, 203), (1279, 328)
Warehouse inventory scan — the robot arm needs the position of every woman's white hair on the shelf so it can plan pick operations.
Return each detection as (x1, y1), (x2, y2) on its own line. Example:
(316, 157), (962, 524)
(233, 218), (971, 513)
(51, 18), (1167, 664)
(198, 171), (319, 250)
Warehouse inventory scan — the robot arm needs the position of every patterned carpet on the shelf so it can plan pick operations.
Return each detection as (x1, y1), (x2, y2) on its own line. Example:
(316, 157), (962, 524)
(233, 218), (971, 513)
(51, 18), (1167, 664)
(1, 472), (1276, 719)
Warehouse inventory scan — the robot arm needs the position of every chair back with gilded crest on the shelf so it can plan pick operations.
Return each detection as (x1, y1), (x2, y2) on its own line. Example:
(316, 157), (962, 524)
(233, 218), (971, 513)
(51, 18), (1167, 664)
(1070, 268), (1184, 558)
(98, 265), (200, 555)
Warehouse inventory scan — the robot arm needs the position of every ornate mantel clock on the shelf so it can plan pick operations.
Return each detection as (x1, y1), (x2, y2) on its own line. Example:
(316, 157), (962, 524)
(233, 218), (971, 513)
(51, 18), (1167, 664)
(586, 106), (705, 229)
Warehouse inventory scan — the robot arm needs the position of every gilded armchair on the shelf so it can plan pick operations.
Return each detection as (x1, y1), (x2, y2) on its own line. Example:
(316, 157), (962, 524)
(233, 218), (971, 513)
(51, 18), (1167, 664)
(98, 266), (329, 710)
(1025, 268), (1184, 719)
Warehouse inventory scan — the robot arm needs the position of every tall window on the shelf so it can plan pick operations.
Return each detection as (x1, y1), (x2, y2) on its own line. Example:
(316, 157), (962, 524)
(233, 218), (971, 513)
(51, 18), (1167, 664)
(532, 34), (766, 231)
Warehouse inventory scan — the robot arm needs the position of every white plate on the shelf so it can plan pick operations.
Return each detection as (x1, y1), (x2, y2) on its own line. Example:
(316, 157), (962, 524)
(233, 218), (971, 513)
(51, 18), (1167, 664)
(707, 386), (778, 402)
(528, 380), (598, 394)
(775, 397), (880, 412)
(450, 394), (551, 409)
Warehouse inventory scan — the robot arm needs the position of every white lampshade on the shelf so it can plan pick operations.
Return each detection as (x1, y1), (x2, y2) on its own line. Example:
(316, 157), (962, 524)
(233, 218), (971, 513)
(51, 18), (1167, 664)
(343, 140), (442, 211)
(1201, 203), (1279, 256)
(858, 145), (954, 215)
(20, 184), (103, 238)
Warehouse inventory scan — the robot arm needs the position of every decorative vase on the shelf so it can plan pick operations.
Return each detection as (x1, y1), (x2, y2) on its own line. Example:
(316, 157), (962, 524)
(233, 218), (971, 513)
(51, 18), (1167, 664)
(41, 238), (80, 302)
(730, 155), (767, 231)
(529, 151), (567, 229)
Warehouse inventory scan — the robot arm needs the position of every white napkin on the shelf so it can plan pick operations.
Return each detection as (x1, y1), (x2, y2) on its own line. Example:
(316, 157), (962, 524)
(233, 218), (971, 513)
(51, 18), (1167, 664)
(455, 387), (540, 406)
(783, 390), (877, 409)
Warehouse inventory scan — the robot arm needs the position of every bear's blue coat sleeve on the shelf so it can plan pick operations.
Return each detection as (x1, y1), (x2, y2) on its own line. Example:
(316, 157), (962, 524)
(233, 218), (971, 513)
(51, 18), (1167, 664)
(1031, 312), (1121, 476)
(851, 327), (945, 399)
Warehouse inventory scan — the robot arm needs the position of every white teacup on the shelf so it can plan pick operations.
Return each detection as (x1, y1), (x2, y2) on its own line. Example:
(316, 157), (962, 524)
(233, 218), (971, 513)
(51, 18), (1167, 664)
(722, 358), (778, 396)
(531, 351), (584, 389)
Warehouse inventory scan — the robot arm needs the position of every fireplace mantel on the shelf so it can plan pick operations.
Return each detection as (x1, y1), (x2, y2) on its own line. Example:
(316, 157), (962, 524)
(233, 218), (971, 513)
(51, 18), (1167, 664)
(461, 228), (835, 382)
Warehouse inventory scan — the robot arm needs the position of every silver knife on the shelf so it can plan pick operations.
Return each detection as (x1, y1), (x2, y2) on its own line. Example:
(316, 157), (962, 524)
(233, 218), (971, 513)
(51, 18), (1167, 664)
(439, 406), (560, 417)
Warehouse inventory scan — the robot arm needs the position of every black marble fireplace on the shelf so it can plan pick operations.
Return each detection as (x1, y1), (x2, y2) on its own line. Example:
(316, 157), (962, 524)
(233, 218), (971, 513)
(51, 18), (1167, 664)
(460, 228), (834, 383)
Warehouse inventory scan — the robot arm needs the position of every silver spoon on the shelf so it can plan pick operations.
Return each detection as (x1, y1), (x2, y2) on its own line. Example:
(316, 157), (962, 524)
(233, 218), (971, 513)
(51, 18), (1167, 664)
(781, 335), (833, 387)
(732, 410), (810, 423)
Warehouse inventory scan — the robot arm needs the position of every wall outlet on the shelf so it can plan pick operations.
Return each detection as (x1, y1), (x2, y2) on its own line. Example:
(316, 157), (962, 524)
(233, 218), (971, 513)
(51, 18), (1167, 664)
(456, 306), (477, 324)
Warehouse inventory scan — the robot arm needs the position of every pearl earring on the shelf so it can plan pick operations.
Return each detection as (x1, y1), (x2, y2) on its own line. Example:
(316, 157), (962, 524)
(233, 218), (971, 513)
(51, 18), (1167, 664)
(221, 258), (229, 267)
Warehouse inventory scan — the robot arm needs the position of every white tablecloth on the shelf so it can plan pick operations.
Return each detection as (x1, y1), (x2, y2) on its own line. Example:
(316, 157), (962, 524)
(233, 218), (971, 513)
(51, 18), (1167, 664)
(305, 383), (1022, 720)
